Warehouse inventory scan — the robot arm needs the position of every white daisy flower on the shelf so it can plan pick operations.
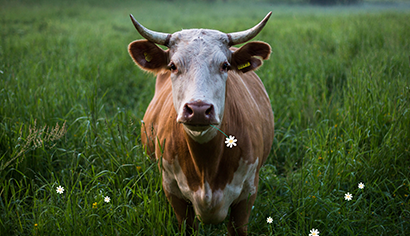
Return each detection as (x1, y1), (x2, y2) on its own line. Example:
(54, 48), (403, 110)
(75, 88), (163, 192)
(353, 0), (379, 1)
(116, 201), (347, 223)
(56, 186), (64, 194)
(267, 216), (273, 224)
(309, 228), (320, 236)
(104, 196), (111, 203)
(358, 182), (365, 189)
(225, 135), (237, 148)
(344, 192), (353, 201)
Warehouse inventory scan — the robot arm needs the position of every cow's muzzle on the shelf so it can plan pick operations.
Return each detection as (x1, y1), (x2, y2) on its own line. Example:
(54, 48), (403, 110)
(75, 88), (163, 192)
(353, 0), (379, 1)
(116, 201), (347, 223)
(177, 101), (219, 127)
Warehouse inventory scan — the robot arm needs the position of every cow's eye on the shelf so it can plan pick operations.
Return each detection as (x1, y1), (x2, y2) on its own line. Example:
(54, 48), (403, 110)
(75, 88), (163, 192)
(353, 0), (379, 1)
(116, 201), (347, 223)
(168, 62), (177, 72)
(221, 61), (230, 71)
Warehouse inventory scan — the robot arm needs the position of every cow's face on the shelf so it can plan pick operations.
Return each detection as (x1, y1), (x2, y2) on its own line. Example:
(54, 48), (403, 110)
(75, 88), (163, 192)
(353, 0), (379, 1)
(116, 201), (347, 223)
(168, 30), (231, 131)
(128, 14), (271, 142)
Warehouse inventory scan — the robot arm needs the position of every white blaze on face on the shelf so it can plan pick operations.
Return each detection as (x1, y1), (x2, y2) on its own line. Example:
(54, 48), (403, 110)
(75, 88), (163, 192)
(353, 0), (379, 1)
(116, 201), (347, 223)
(168, 29), (231, 142)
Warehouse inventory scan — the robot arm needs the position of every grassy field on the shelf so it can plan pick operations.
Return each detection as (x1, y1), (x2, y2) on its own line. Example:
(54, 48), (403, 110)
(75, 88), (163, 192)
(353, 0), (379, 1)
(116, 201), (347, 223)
(1, 0), (410, 235)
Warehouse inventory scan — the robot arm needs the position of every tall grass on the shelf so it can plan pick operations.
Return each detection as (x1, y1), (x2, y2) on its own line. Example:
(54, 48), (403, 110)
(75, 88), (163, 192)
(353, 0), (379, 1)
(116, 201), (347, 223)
(1, 0), (409, 235)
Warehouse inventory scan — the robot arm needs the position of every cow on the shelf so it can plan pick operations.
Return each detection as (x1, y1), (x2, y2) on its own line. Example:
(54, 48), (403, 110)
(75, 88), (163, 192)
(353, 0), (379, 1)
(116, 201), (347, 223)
(128, 12), (275, 235)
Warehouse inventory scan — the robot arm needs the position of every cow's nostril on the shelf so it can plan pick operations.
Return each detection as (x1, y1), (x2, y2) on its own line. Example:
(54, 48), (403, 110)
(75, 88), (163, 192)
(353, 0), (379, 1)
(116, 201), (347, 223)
(205, 105), (214, 116)
(184, 104), (194, 116)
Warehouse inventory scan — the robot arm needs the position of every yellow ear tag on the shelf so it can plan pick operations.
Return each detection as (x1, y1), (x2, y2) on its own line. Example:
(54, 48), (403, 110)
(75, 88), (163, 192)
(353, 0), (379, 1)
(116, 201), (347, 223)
(144, 52), (152, 62)
(237, 62), (251, 70)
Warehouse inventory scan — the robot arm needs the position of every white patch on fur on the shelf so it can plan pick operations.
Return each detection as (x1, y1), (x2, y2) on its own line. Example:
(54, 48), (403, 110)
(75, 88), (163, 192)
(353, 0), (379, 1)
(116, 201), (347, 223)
(169, 29), (231, 137)
(162, 156), (258, 224)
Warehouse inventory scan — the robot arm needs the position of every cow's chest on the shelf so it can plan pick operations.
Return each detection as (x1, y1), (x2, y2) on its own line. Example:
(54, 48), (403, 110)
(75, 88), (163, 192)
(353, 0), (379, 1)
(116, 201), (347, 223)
(161, 156), (259, 224)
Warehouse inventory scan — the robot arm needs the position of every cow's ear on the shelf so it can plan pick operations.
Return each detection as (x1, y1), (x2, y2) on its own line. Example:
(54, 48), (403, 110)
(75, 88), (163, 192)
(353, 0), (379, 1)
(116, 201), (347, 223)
(128, 40), (169, 74)
(231, 42), (271, 73)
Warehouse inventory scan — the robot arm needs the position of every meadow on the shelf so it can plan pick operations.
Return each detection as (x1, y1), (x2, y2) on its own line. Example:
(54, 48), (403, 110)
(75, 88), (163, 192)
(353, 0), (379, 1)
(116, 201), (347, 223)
(1, 0), (409, 235)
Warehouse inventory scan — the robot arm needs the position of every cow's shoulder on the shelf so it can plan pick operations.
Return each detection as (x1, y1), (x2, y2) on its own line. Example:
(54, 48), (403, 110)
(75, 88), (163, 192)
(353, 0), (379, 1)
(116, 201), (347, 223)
(225, 70), (274, 165)
(141, 71), (176, 159)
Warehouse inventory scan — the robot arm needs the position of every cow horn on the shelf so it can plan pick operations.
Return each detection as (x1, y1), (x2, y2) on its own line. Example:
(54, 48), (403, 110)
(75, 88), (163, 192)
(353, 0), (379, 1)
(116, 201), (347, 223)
(227, 12), (272, 46)
(130, 14), (172, 47)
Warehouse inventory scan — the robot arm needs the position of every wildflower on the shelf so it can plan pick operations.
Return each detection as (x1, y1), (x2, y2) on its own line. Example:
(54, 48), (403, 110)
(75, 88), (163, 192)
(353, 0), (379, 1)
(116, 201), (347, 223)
(344, 192), (353, 201)
(56, 186), (64, 194)
(34, 223), (38, 227)
(104, 196), (111, 203)
(309, 228), (320, 236)
(267, 216), (273, 224)
(93, 202), (97, 209)
(225, 135), (237, 148)
(358, 182), (365, 189)
(136, 166), (142, 171)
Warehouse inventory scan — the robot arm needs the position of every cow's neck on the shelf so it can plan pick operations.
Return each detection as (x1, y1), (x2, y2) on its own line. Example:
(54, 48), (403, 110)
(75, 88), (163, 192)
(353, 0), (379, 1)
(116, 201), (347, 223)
(183, 126), (225, 181)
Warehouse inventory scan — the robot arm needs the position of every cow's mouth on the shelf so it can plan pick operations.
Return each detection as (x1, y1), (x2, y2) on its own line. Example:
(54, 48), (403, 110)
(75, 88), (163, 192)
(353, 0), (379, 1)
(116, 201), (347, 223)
(183, 123), (214, 132)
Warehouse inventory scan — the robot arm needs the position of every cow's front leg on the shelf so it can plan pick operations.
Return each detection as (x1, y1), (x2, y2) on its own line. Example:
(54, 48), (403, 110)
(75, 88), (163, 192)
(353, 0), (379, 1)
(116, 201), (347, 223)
(163, 189), (197, 235)
(228, 193), (257, 236)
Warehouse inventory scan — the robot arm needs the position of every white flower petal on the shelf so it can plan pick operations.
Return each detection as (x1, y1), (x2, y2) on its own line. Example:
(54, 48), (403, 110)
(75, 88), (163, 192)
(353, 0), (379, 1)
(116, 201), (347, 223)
(344, 192), (353, 201)
(309, 228), (320, 236)
(56, 186), (64, 194)
(225, 135), (237, 148)
(104, 196), (111, 203)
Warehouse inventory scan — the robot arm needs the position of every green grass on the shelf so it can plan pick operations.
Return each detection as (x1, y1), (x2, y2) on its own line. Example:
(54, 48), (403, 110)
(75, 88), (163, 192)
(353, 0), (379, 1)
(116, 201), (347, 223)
(1, 0), (409, 235)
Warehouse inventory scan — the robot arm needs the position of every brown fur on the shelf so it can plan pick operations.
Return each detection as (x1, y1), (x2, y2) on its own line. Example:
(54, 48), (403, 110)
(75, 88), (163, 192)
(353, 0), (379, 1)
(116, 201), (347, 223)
(231, 42), (271, 73)
(128, 40), (169, 74)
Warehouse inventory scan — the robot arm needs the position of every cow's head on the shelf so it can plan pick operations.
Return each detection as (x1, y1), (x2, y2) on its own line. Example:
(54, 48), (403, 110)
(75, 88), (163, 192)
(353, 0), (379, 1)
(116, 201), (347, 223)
(129, 13), (271, 143)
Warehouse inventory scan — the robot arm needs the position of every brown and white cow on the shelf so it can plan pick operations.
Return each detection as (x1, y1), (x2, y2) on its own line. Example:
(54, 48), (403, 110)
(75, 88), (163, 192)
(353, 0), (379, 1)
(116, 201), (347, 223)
(128, 12), (274, 235)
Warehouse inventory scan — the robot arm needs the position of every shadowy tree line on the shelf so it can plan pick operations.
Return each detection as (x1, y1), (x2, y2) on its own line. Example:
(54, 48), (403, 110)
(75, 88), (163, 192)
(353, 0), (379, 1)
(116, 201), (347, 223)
(195, 0), (363, 5)
(308, 0), (362, 5)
